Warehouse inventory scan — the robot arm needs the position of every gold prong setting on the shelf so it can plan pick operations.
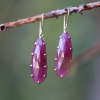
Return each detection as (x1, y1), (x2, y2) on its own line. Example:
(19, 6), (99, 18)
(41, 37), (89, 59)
(44, 54), (47, 56)
(54, 69), (57, 71)
(60, 36), (62, 38)
(31, 74), (33, 77)
(37, 81), (40, 84)
(57, 47), (60, 49)
(68, 36), (71, 39)
(70, 48), (73, 50)
(31, 53), (34, 55)
(43, 75), (47, 77)
(70, 60), (72, 62)
(61, 75), (63, 78)
(43, 43), (46, 45)
(44, 65), (48, 68)
(55, 58), (57, 61)
(30, 64), (32, 67)
(68, 70), (70, 72)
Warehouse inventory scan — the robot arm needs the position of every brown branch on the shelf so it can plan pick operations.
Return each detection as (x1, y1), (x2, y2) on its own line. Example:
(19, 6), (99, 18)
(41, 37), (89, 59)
(69, 41), (100, 75)
(0, 1), (100, 31)
(72, 41), (100, 70)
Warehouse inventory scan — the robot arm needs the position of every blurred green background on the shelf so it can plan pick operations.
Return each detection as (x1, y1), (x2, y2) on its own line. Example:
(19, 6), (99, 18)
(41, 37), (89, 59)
(0, 0), (100, 100)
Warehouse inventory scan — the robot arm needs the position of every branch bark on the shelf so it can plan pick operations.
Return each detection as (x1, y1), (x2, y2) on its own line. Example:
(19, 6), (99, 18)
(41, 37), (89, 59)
(0, 1), (100, 31)
(72, 41), (100, 69)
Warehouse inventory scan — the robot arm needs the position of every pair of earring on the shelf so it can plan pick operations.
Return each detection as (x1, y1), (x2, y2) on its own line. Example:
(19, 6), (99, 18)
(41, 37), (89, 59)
(30, 8), (72, 84)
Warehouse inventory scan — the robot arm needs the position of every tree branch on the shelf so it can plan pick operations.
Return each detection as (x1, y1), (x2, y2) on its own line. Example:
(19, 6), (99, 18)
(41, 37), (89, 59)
(72, 41), (100, 69)
(0, 1), (100, 31)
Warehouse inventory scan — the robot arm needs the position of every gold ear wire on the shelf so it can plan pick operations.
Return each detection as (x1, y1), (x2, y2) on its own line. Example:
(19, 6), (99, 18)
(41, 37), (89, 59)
(39, 13), (44, 38)
(64, 7), (69, 33)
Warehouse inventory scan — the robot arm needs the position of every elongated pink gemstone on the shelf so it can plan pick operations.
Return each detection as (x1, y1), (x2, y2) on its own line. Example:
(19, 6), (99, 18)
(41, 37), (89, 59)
(31, 38), (47, 84)
(55, 32), (72, 78)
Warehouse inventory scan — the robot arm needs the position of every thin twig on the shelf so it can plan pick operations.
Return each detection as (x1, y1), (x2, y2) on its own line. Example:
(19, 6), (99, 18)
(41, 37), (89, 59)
(72, 41), (100, 69)
(0, 1), (100, 31)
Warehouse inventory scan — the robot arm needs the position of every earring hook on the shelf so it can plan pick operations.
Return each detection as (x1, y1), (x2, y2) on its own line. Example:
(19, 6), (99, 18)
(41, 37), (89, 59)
(39, 13), (44, 38)
(64, 7), (69, 33)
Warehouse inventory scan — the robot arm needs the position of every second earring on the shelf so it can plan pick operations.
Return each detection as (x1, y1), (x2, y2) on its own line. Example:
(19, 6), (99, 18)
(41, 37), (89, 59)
(31, 13), (47, 84)
(55, 8), (73, 78)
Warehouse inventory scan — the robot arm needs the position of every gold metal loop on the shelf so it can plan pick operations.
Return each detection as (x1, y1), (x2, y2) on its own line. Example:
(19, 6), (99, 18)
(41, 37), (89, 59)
(64, 7), (70, 33)
(39, 13), (44, 38)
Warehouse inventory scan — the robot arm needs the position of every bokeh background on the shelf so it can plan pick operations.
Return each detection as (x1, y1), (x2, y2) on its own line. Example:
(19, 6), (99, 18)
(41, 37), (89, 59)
(0, 0), (100, 100)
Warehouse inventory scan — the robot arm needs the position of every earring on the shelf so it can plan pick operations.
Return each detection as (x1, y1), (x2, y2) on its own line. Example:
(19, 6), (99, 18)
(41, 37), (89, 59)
(30, 13), (47, 84)
(55, 8), (72, 78)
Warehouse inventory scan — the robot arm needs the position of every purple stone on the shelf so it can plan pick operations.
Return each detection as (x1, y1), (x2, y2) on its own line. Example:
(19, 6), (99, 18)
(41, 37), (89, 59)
(55, 32), (72, 78)
(31, 38), (47, 83)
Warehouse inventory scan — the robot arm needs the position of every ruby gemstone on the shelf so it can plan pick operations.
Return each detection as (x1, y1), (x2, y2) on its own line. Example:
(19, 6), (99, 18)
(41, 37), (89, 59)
(55, 32), (72, 78)
(31, 38), (47, 83)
